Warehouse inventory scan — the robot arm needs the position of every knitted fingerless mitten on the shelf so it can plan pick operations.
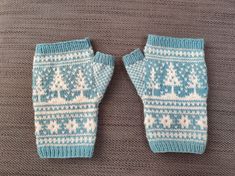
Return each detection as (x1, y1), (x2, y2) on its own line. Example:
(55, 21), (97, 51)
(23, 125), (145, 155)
(32, 38), (115, 158)
(123, 35), (208, 154)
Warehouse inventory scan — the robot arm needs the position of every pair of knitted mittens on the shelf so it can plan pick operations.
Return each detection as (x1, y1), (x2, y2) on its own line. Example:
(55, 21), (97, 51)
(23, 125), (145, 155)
(32, 38), (115, 158)
(123, 35), (208, 154)
(32, 35), (208, 158)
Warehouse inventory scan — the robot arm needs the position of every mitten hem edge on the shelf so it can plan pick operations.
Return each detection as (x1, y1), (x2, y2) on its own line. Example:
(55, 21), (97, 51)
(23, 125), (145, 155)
(37, 145), (94, 158)
(148, 140), (206, 154)
(147, 34), (204, 49)
(35, 38), (92, 55)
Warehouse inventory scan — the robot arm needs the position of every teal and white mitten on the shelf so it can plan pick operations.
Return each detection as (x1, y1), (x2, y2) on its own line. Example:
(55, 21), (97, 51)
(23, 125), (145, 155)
(123, 35), (208, 154)
(32, 38), (115, 158)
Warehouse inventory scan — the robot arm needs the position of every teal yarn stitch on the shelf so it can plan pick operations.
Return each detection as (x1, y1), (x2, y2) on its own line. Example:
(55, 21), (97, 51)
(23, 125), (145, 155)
(32, 38), (115, 158)
(123, 35), (208, 154)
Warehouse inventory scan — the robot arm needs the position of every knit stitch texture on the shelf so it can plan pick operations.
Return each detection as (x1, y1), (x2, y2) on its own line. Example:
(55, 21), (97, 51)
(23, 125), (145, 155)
(123, 35), (208, 154)
(32, 38), (115, 158)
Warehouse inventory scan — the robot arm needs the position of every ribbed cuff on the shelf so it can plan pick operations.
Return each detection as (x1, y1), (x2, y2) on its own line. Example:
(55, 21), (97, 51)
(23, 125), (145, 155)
(122, 48), (144, 66)
(37, 145), (94, 158)
(35, 38), (92, 55)
(147, 34), (204, 49)
(148, 141), (206, 154)
(93, 52), (115, 66)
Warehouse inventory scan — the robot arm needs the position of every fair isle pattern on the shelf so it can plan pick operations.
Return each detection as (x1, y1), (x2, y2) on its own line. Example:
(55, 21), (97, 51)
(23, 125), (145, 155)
(122, 49), (146, 96)
(32, 38), (115, 158)
(92, 58), (115, 100)
(123, 35), (208, 154)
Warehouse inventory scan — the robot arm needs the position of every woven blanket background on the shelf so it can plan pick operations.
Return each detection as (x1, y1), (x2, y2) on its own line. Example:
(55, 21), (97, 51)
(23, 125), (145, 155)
(0, 0), (234, 175)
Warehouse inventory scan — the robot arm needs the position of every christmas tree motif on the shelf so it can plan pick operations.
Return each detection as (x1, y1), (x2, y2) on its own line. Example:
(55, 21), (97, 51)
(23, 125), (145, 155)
(33, 77), (45, 102)
(188, 67), (201, 95)
(164, 63), (181, 95)
(72, 69), (90, 103)
(49, 68), (68, 104)
(148, 67), (160, 95)
(75, 70), (87, 97)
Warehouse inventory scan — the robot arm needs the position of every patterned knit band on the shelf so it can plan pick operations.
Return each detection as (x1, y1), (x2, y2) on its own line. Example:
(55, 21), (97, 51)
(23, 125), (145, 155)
(32, 38), (115, 158)
(123, 34), (208, 154)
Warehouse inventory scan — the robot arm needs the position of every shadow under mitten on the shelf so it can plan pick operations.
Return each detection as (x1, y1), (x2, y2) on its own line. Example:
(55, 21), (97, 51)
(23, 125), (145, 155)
(32, 38), (115, 158)
(123, 35), (208, 154)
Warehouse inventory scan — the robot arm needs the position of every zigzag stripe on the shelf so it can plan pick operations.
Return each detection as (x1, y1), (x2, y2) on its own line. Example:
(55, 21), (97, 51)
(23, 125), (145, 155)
(34, 103), (97, 111)
(35, 111), (96, 117)
(144, 46), (204, 57)
(35, 113), (97, 120)
(34, 102), (97, 107)
(145, 44), (203, 51)
(142, 96), (207, 101)
(144, 109), (206, 115)
(37, 137), (96, 145)
(145, 107), (206, 112)
(147, 129), (207, 133)
(37, 143), (94, 147)
(33, 58), (90, 67)
(148, 138), (205, 143)
(34, 50), (93, 63)
(144, 105), (206, 110)
(147, 133), (206, 140)
(35, 108), (97, 115)
(144, 101), (206, 107)
(35, 48), (93, 57)
(36, 134), (95, 138)
(145, 55), (204, 62)
(145, 51), (204, 59)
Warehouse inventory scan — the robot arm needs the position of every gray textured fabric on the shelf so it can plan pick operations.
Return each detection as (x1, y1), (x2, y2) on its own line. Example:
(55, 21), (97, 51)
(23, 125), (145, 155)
(0, 0), (234, 175)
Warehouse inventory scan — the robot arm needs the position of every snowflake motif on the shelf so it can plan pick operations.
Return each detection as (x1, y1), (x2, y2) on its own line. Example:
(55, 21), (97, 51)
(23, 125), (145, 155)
(196, 117), (207, 129)
(179, 115), (191, 128)
(65, 119), (79, 133)
(160, 115), (173, 128)
(144, 114), (155, 128)
(35, 121), (41, 134)
(47, 120), (60, 134)
(84, 119), (96, 132)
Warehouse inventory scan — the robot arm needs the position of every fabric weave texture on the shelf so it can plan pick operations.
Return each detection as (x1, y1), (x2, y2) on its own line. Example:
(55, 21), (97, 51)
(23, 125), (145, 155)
(32, 38), (115, 158)
(123, 34), (208, 154)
